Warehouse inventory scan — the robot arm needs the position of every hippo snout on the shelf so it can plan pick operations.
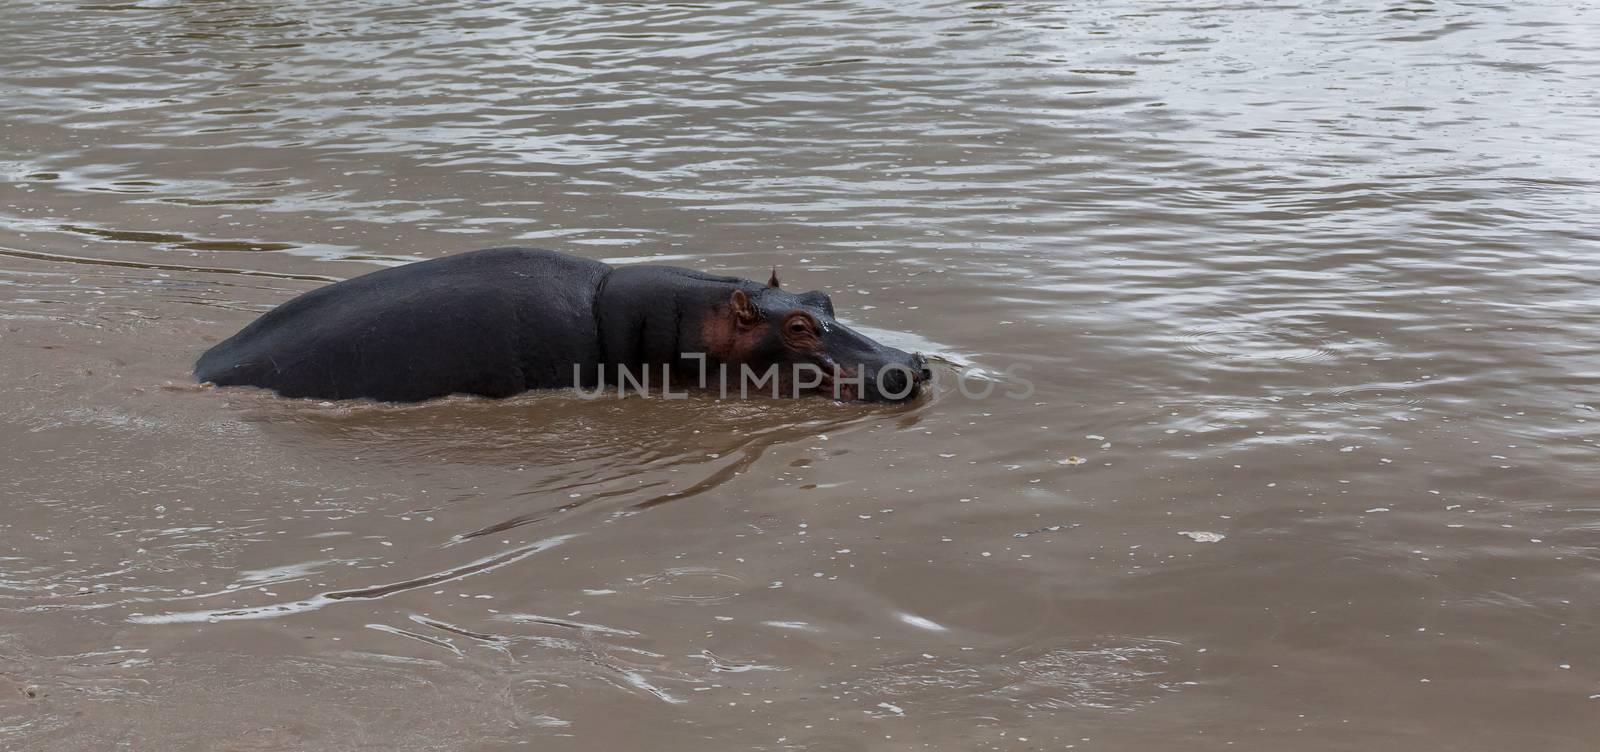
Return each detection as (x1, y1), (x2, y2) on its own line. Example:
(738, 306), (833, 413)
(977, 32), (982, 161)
(861, 352), (929, 402)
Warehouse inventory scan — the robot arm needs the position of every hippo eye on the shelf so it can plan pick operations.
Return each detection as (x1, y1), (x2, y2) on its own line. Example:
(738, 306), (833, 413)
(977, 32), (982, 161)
(785, 316), (815, 337)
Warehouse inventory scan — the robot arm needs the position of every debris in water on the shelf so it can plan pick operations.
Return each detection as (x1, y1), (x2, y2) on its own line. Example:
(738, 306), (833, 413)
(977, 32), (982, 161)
(1059, 456), (1087, 466)
(1014, 523), (1074, 539)
(1178, 531), (1226, 543)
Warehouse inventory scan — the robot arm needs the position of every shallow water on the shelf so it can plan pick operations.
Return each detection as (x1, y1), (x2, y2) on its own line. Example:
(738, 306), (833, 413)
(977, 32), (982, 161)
(3, 1), (1599, 749)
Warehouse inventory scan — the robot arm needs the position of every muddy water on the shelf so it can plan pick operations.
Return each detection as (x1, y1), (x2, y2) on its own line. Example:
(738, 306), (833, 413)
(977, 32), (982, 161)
(2, 1), (1598, 749)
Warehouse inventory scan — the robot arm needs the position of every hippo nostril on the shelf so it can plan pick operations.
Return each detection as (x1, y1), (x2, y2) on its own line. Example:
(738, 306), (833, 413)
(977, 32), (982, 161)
(910, 354), (931, 382)
(883, 369), (908, 393)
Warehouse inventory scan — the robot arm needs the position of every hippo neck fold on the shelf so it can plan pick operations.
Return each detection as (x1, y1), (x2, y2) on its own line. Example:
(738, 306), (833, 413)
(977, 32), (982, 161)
(592, 265), (762, 381)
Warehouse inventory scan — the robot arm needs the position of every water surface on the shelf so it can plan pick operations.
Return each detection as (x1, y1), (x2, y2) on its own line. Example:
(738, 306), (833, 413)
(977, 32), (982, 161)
(3, 1), (1599, 749)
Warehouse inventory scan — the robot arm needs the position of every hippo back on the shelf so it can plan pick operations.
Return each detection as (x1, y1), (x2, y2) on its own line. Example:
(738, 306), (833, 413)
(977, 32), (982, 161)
(194, 247), (609, 401)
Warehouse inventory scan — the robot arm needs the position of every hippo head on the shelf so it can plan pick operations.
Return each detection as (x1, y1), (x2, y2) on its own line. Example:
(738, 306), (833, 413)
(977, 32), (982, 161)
(717, 272), (930, 402)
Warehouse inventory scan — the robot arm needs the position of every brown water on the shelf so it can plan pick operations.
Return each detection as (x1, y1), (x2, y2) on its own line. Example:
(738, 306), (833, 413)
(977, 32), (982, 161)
(3, 1), (1599, 749)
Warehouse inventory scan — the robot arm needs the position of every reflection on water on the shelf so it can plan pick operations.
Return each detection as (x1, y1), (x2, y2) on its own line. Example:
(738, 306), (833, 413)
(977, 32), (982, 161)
(3, 0), (1600, 749)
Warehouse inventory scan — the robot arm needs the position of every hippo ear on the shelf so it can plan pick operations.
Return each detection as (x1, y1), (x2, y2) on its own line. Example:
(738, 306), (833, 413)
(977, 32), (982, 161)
(730, 289), (759, 326)
(767, 268), (780, 289)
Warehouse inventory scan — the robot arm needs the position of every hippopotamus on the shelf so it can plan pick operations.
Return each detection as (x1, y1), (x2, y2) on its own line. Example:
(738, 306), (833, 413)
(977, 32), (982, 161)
(194, 247), (929, 403)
